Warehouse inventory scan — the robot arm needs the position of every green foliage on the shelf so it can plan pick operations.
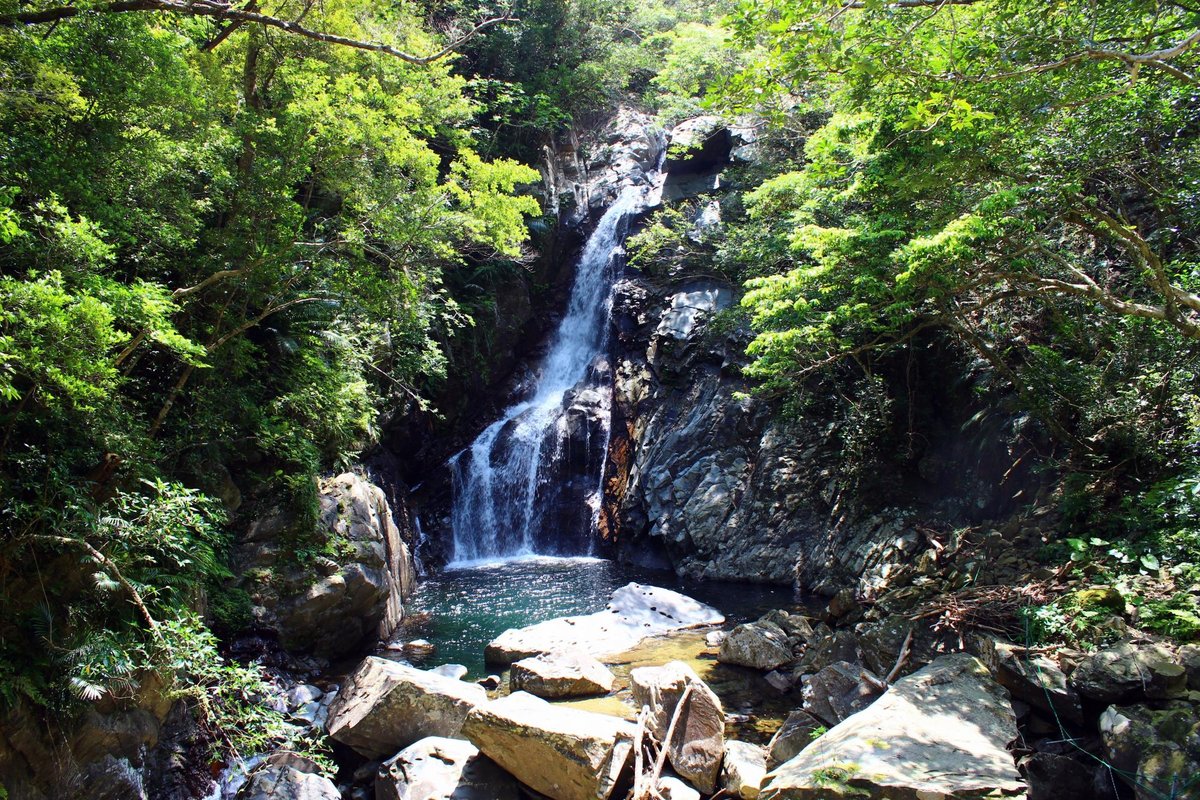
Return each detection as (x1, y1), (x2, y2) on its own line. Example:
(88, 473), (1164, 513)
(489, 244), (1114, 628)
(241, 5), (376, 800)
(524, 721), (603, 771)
(0, 0), (542, 763)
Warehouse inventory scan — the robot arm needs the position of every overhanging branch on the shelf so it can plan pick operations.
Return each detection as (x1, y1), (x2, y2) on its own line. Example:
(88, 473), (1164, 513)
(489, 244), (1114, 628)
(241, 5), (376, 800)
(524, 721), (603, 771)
(0, 0), (515, 65)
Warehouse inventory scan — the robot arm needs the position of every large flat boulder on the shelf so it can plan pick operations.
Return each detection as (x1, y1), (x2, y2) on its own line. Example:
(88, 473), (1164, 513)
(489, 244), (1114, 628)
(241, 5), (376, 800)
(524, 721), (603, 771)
(462, 691), (635, 800)
(376, 736), (520, 800)
(485, 583), (723, 665)
(761, 654), (1025, 800)
(510, 651), (615, 698)
(630, 661), (725, 793)
(326, 657), (487, 759)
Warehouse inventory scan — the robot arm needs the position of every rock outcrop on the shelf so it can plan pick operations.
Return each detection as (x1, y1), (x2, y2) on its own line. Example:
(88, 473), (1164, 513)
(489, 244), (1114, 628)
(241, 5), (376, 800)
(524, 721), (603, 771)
(762, 654), (1024, 799)
(240, 473), (416, 658)
(325, 657), (487, 759)
(375, 737), (520, 800)
(462, 692), (635, 800)
(485, 583), (723, 664)
(630, 662), (725, 794)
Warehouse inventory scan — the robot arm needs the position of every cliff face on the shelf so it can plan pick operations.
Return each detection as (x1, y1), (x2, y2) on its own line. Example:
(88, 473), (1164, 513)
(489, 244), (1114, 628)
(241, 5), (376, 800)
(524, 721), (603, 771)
(599, 119), (1051, 593)
(407, 109), (1051, 589)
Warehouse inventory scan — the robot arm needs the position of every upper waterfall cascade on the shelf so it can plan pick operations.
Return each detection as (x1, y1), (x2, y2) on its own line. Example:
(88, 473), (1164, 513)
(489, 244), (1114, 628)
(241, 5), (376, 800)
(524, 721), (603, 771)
(448, 182), (657, 565)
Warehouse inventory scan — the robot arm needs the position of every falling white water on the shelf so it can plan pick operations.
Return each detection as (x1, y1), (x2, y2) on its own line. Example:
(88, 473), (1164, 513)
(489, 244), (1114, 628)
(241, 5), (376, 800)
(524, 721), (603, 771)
(448, 184), (655, 564)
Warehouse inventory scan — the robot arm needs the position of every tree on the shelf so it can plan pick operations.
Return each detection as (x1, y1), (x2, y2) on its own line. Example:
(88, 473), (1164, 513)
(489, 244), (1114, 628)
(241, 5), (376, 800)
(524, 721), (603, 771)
(722, 0), (1200, 395)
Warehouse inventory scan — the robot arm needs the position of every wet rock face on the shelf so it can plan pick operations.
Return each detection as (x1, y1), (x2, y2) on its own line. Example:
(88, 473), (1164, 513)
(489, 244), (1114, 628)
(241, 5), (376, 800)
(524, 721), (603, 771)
(240, 473), (416, 658)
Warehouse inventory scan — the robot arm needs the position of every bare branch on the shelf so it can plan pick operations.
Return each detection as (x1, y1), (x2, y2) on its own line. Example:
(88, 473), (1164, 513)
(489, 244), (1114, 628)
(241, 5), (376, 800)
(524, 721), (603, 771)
(0, 0), (516, 65)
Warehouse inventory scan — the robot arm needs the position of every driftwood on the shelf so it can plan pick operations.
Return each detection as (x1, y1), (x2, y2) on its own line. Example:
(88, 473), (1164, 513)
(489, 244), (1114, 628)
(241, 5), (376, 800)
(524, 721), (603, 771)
(630, 684), (694, 800)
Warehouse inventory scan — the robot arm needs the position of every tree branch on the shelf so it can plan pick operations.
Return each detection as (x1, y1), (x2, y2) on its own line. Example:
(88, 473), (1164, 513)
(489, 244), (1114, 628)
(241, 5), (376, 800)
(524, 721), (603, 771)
(0, 0), (515, 65)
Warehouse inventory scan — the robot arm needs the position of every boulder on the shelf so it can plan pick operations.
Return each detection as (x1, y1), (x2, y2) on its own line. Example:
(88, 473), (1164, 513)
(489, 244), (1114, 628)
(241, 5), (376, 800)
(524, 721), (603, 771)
(761, 654), (1025, 799)
(981, 640), (1084, 726)
(243, 473), (416, 658)
(794, 630), (859, 675)
(723, 740), (767, 799)
(657, 776), (701, 800)
(430, 664), (468, 681)
(825, 589), (858, 622)
(1019, 752), (1099, 800)
(629, 661), (725, 793)
(1174, 643), (1200, 690)
(462, 691), (635, 800)
(510, 651), (615, 698)
(326, 657), (488, 759)
(485, 583), (723, 665)
(1098, 700), (1200, 800)
(237, 764), (339, 800)
(1070, 639), (1186, 703)
(760, 610), (815, 643)
(766, 711), (824, 768)
(800, 661), (883, 726)
(376, 736), (520, 800)
(719, 622), (794, 671)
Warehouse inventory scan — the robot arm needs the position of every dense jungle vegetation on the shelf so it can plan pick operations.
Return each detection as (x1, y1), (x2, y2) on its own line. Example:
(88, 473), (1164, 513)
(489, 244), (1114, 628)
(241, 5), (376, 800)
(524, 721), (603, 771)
(0, 0), (1198, 774)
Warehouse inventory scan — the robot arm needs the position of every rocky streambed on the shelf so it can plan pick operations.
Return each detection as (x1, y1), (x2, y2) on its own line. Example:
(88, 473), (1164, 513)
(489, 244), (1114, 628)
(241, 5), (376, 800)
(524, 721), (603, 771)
(225, 571), (1200, 800)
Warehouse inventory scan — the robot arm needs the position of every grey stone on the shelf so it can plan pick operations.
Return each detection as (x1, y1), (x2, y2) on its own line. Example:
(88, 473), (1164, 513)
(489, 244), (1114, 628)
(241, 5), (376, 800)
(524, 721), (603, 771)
(657, 776), (701, 800)
(485, 583), (723, 664)
(1019, 752), (1098, 800)
(767, 711), (824, 768)
(1070, 639), (1187, 703)
(720, 622), (794, 671)
(1178, 644), (1200, 690)
(244, 473), (415, 658)
(761, 654), (1025, 799)
(375, 736), (520, 800)
(429, 664), (468, 681)
(326, 657), (488, 759)
(237, 765), (339, 800)
(981, 639), (1084, 726)
(800, 661), (883, 726)
(1098, 701), (1200, 800)
(630, 662), (725, 793)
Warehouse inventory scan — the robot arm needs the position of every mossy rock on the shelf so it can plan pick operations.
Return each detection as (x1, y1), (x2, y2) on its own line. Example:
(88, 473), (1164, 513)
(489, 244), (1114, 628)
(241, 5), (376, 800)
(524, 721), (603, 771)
(1072, 586), (1124, 611)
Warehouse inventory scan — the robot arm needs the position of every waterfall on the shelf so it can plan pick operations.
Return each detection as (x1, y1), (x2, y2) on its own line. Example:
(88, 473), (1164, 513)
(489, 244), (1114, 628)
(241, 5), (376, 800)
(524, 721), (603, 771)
(448, 184), (652, 565)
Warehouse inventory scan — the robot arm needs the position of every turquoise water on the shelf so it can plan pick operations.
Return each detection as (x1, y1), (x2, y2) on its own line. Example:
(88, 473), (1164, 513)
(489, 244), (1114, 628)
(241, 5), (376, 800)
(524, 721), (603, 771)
(400, 556), (796, 677)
